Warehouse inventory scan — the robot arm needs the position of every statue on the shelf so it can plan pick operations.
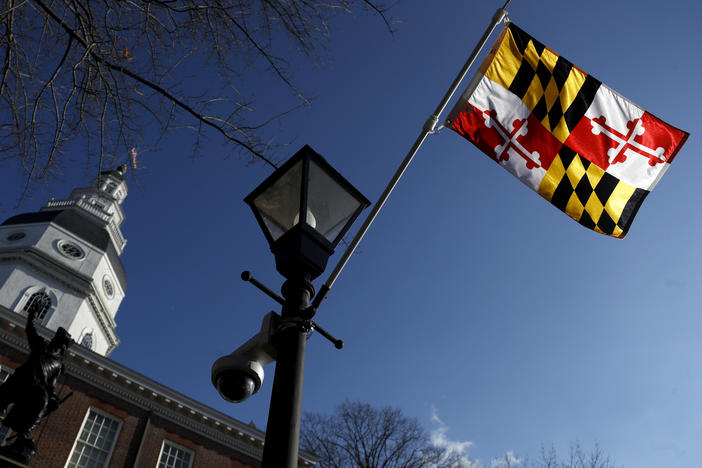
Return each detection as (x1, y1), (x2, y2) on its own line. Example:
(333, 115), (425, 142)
(0, 304), (73, 464)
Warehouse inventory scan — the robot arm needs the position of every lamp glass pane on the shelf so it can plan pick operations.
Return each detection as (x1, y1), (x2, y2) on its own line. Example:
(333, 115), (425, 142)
(252, 160), (302, 241)
(307, 160), (363, 244)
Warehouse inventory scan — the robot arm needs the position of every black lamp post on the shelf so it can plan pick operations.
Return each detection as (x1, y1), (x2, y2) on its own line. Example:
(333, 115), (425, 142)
(244, 145), (370, 468)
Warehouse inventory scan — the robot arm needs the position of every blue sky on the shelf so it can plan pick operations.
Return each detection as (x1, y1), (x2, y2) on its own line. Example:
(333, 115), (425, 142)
(2, 0), (702, 466)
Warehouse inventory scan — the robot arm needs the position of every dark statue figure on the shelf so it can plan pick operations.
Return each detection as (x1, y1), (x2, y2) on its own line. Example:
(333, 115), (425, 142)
(0, 303), (73, 464)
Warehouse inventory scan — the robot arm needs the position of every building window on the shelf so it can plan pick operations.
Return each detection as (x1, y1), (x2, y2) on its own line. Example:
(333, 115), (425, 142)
(16, 287), (57, 325)
(103, 182), (117, 195)
(102, 276), (114, 299)
(80, 332), (94, 350)
(5, 231), (25, 242)
(65, 408), (121, 468)
(157, 440), (194, 468)
(23, 292), (52, 322)
(57, 240), (85, 260)
(79, 328), (94, 351)
(0, 367), (11, 445)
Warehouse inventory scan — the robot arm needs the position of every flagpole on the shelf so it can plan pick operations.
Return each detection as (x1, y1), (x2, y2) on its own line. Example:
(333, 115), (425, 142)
(311, 5), (509, 311)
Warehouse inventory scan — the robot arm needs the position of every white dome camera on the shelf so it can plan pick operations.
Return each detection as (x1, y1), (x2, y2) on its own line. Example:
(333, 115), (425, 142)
(211, 312), (278, 403)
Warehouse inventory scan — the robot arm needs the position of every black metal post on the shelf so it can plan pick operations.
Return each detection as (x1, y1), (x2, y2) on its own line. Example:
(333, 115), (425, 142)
(260, 276), (315, 468)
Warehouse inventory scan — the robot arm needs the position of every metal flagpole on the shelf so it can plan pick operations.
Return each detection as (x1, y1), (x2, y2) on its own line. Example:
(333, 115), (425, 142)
(311, 3), (510, 311)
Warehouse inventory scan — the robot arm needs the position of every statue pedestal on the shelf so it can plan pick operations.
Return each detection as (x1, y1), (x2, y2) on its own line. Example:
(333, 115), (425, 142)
(0, 452), (29, 467)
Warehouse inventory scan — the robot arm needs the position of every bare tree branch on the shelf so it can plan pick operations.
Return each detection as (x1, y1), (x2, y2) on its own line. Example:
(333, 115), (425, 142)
(0, 0), (393, 200)
(301, 400), (456, 468)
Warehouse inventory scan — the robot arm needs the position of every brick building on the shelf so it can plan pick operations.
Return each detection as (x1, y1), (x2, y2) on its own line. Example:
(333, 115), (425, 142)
(0, 168), (317, 467)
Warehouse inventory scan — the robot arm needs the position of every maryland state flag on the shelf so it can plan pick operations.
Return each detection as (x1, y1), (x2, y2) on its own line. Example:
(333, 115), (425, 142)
(446, 23), (688, 238)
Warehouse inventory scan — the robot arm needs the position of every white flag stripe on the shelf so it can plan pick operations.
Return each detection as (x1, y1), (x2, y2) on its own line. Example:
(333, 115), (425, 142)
(583, 85), (669, 190)
(468, 76), (547, 191)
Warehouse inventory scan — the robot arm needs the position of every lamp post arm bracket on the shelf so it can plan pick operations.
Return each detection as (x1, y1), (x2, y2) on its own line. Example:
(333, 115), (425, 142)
(310, 321), (344, 350)
(241, 270), (285, 306)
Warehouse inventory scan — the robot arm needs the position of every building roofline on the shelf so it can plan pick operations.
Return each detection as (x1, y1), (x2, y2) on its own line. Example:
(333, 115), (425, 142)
(0, 306), (319, 466)
(1, 210), (127, 291)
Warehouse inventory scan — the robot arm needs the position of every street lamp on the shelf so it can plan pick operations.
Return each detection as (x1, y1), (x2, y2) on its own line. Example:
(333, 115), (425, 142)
(235, 145), (369, 467)
(244, 144), (370, 281)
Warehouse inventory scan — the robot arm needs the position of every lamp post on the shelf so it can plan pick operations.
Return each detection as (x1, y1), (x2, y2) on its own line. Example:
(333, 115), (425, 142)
(243, 145), (370, 468)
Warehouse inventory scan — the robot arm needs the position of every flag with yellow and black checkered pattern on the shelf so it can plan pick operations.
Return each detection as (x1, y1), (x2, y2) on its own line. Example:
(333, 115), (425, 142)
(539, 146), (648, 237)
(446, 22), (688, 238)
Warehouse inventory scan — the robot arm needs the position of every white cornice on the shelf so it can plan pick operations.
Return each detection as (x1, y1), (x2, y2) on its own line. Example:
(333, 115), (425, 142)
(0, 250), (92, 295)
(0, 248), (121, 355)
(66, 362), (266, 460)
(85, 294), (120, 355)
(0, 307), (318, 466)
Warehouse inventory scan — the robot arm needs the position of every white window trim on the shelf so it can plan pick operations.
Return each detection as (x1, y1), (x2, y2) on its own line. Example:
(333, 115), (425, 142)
(56, 239), (86, 261)
(64, 407), (122, 468)
(78, 328), (95, 350)
(157, 439), (194, 468)
(103, 182), (117, 194)
(102, 275), (115, 300)
(0, 365), (12, 382)
(15, 286), (58, 326)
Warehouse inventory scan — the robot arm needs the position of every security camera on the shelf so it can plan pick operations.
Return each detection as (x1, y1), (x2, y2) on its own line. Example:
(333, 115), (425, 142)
(211, 312), (278, 403)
